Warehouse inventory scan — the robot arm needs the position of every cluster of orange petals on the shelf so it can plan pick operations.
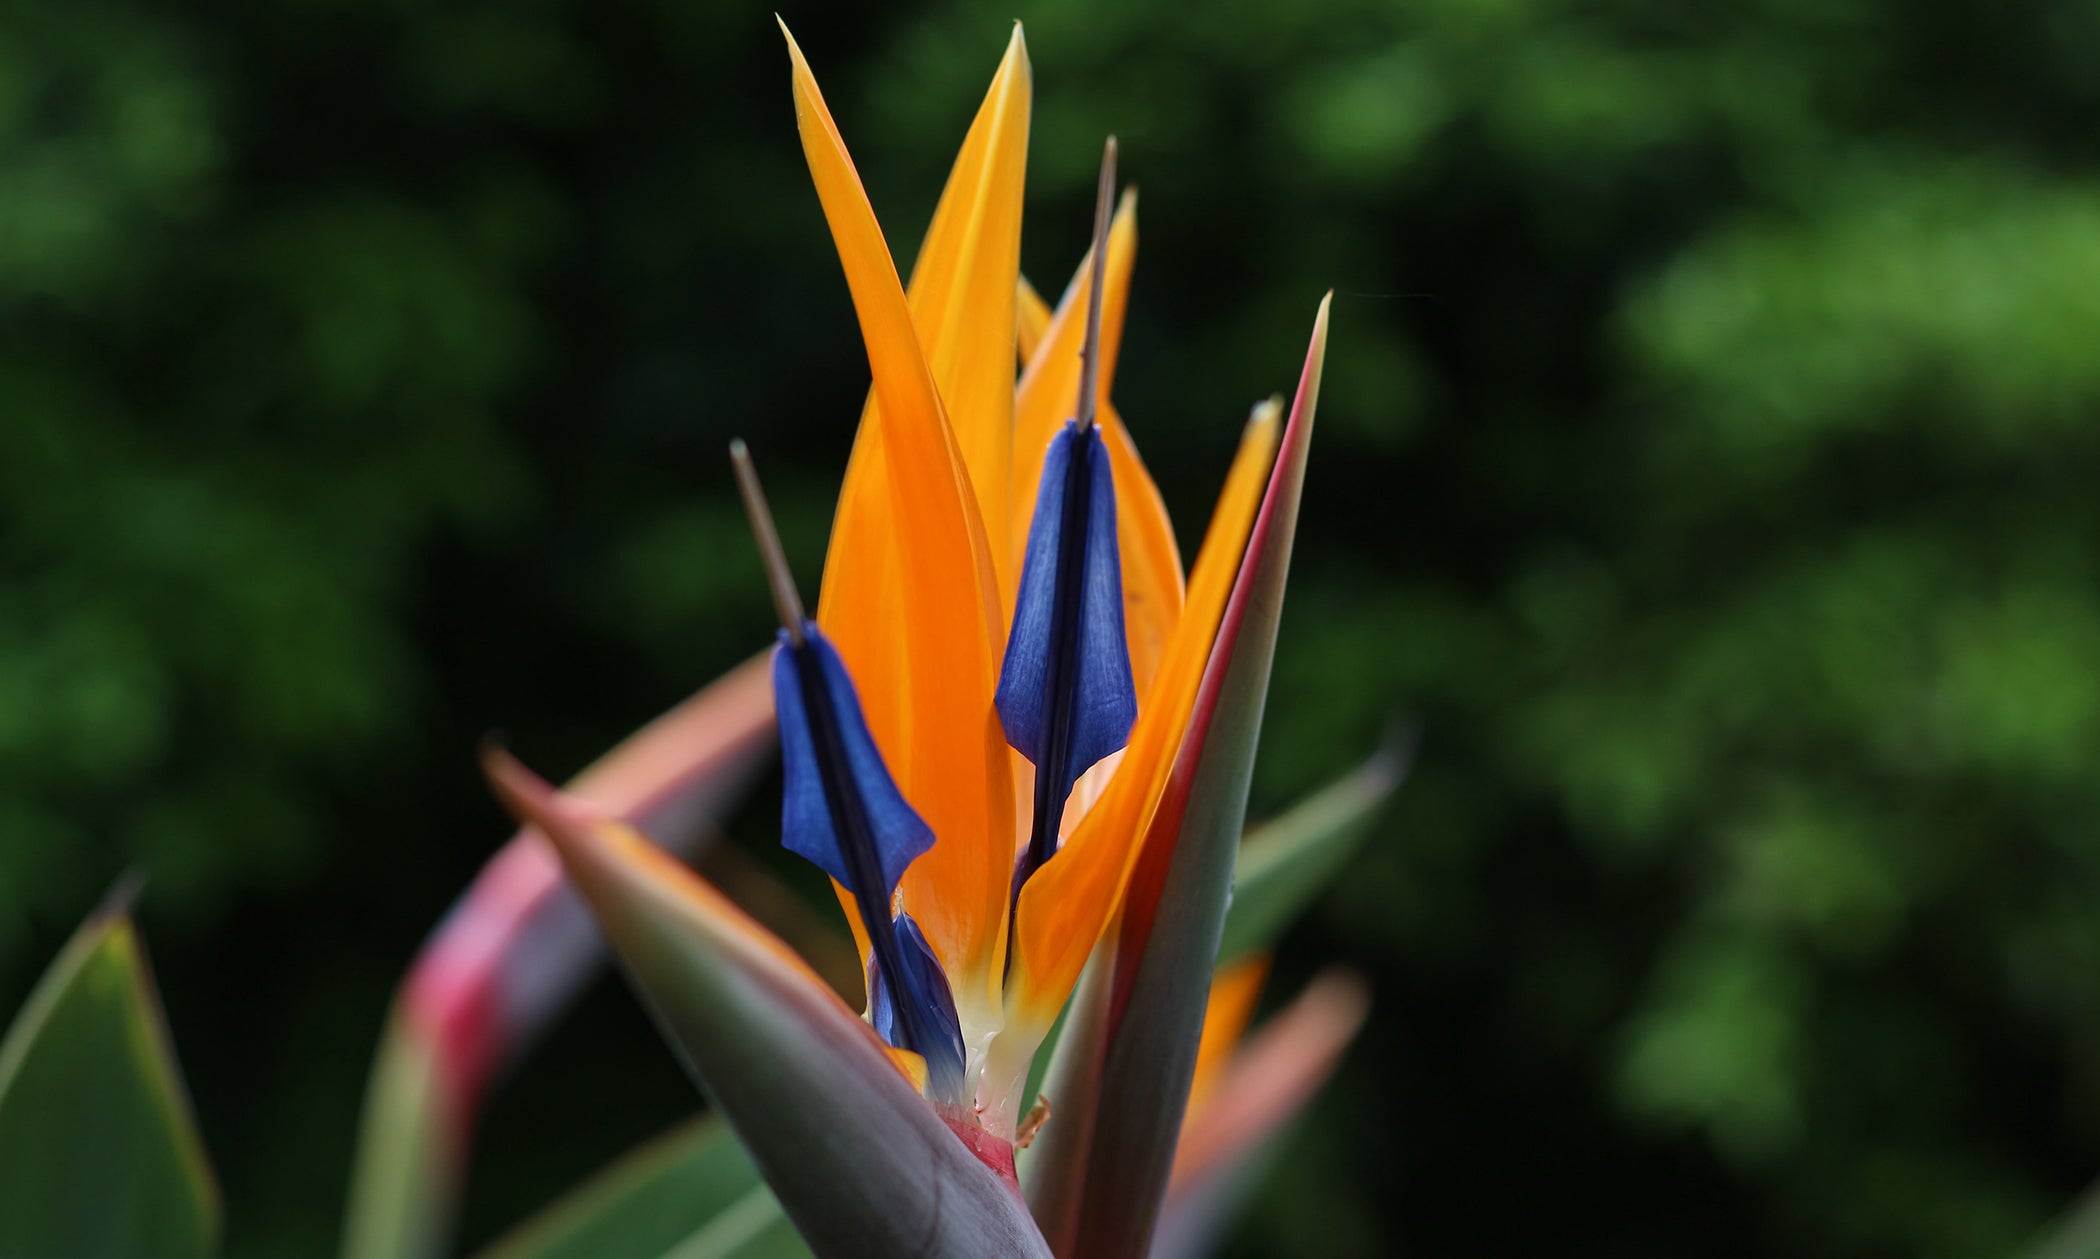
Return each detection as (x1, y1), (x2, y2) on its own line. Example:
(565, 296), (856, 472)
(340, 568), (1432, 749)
(781, 16), (1282, 1103)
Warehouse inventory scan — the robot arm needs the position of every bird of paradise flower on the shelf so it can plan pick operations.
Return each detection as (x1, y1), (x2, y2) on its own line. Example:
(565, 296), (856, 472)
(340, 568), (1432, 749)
(343, 21), (1377, 1259)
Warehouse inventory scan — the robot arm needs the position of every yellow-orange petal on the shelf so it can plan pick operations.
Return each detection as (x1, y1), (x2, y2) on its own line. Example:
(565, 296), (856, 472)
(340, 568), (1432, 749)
(902, 25), (1030, 597)
(824, 29), (1026, 654)
(813, 418), (906, 962)
(1016, 275), (1053, 364)
(814, 413), (907, 763)
(784, 25), (1016, 1011)
(1186, 954), (1269, 1117)
(1100, 400), (1184, 696)
(885, 1045), (931, 1096)
(1004, 399), (1282, 1031)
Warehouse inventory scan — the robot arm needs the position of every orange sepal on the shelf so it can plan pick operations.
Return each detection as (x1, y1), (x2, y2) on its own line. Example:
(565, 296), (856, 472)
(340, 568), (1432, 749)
(1186, 954), (1270, 1117)
(1016, 274), (1053, 364)
(1100, 400), (1184, 696)
(901, 24), (1030, 595)
(784, 25), (1016, 1005)
(814, 417), (907, 762)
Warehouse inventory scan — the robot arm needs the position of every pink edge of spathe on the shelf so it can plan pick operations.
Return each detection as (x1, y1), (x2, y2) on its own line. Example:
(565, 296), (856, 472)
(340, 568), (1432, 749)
(399, 653), (775, 1133)
(1106, 294), (1331, 1035)
(400, 840), (557, 1132)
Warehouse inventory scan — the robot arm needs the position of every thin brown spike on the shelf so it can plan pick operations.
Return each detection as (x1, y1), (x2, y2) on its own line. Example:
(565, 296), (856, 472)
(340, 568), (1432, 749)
(729, 439), (807, 645)
(1075, 136), (1117, 434)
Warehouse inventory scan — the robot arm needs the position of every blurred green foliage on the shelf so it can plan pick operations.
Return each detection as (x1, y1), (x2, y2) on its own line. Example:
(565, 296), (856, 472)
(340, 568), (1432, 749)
(3, 0), (2098, 1256)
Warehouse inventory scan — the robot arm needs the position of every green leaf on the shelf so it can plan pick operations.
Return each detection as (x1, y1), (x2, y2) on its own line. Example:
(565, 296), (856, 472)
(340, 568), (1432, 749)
(476, 1114), (807, 1259)
(0, 904), (219, 1259)
(484, 752), (1049, 1259)
(340, 1015), (460, 1259)
(1216, 743), (1407, 965)
(1060, 295), (1330, 1259)
(2031, 1180), (2100, 1259)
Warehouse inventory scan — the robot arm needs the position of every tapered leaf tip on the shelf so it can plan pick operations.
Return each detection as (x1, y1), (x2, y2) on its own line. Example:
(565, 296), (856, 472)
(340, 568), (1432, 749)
(1308, 967), (1372, 1028)
(777, 17), (810, 77)
(90, 869), (146, 926)
(1278, 293), (1332, 456)
(481, 746), (586, 838)
(1369, 717), (1422, 789)
(481, 748), (642, 869)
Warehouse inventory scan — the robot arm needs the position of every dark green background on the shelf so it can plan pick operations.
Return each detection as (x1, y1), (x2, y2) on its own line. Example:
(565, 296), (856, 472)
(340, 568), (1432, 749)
(5, 0), (2099, 1254)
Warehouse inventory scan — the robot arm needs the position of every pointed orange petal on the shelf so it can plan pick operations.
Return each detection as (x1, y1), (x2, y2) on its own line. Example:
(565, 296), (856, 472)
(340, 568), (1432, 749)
(1004, 400), (1282, 1031)
(784, 25), (1015, 1009)
(812, 423), (902, 973)
(814, 412), (907, 758)
(820, 27), (1027, 646)
(1016, 275), (1053, 364)
(1100, 400), (1184, 696)
(1095, 196), (1135, 402)
(902, 24), (1030, 596)
(1185, 955), (1269, 1117)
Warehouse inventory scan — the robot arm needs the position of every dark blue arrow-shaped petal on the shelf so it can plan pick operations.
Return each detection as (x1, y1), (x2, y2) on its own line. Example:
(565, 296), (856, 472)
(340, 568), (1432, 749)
(867, 909), (966, 1088)
(997, 420), (1138, 889)
(775, 626), (932, 897)
(773, 622), (965, 1095)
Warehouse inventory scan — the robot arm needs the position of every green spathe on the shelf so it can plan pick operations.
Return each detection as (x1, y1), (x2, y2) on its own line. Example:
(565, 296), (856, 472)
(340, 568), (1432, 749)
(485, 751), (1049, 1259)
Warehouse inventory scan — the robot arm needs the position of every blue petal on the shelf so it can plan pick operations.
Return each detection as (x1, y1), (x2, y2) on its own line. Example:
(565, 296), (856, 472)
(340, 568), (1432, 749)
(866, 910), (967, 1095)
(773, 624), (934, 901)
(996, 422), (1139, 799)
(1072, 428), (1139, 777)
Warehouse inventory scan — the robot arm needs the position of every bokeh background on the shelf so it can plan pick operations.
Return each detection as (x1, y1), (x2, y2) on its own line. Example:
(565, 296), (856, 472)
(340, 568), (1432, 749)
(6, 0), (2100, 1255)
